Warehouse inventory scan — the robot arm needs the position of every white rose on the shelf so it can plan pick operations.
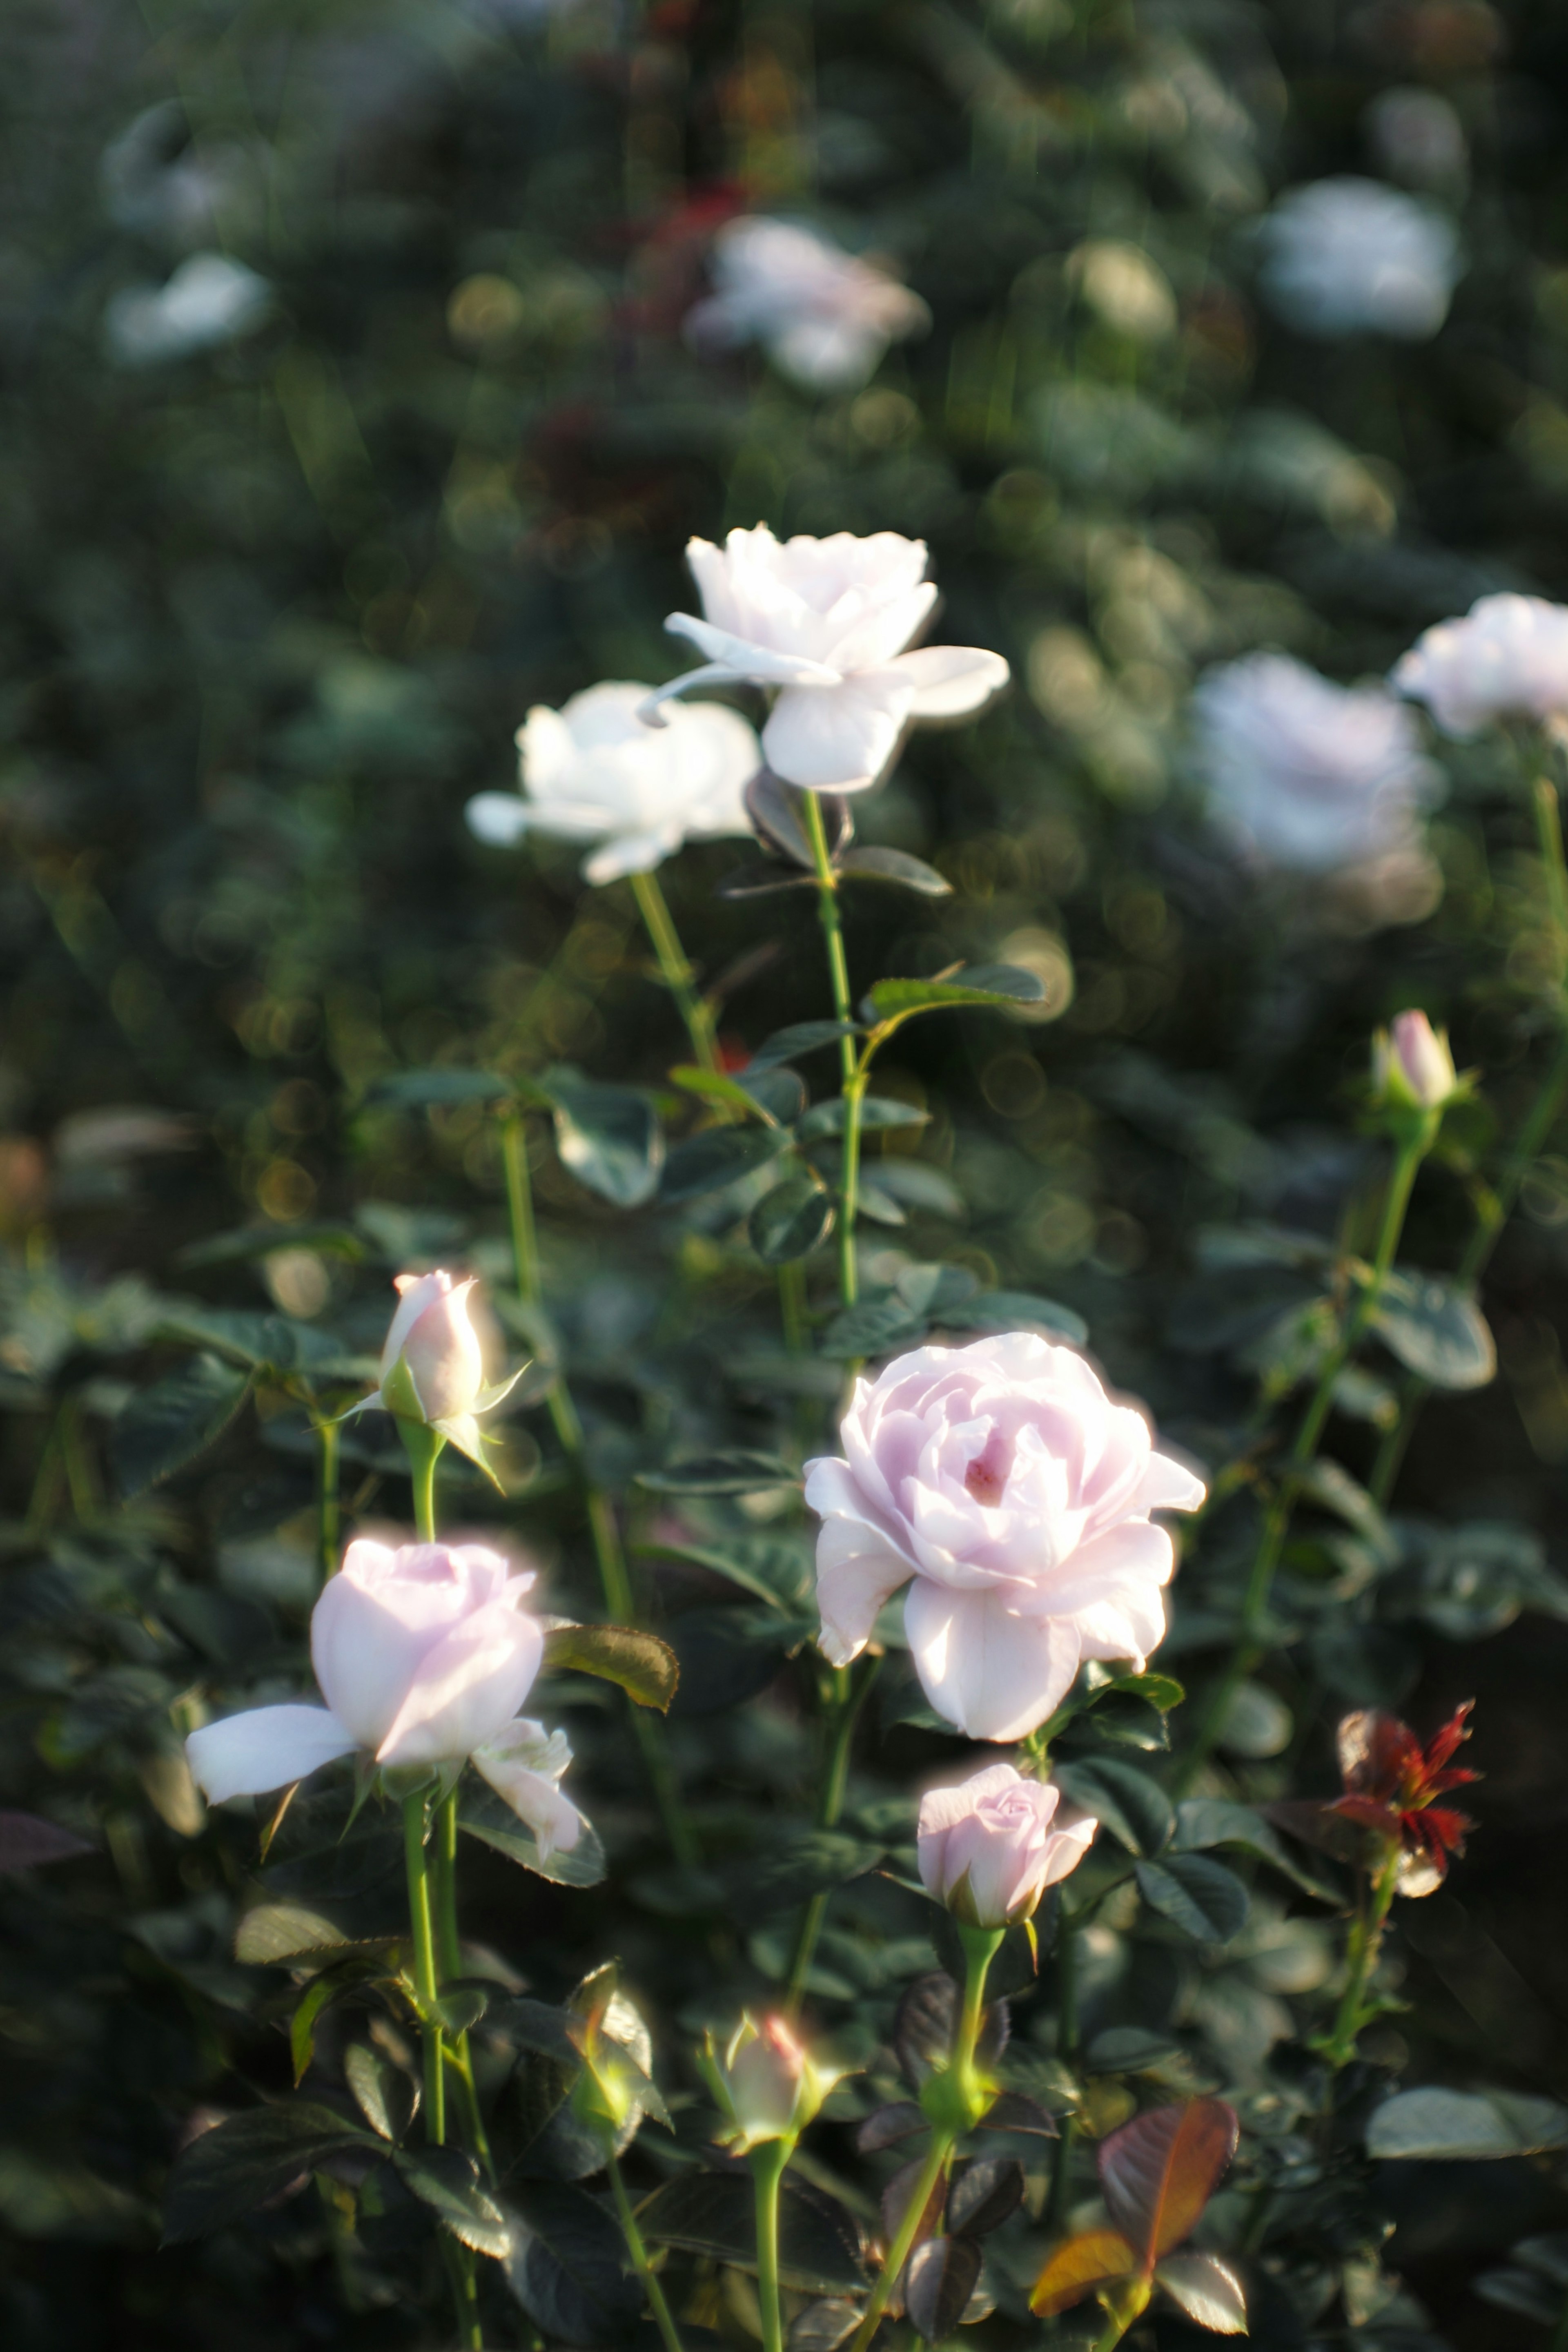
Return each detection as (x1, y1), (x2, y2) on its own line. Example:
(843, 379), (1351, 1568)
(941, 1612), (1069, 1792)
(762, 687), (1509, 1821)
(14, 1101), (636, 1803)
(1392, 593), (1568, 737)
(106, 252), (272, 367)
(1256, 177), (1461, 340)
(640, 525), (1009, 794)
(467, 681), (759, 883)
(686, 216), (929, 392)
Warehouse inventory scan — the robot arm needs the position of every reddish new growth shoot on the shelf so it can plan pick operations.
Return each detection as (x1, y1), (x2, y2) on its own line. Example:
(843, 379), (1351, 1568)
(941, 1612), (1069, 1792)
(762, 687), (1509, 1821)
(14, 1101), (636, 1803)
(1332, 1701), (1479, 1897)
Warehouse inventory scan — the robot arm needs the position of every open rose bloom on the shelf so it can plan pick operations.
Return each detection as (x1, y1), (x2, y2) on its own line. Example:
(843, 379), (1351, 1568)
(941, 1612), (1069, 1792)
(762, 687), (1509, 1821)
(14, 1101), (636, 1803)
(685, 215), (930, 392)
(804, 1335), (1204, 1741)
(467, 680), (760, 883)
(1392, 593), (1568, 737)
(918, 1762), (1096, 1927)
(185, 1538), (583, 1857)
(640, 526), (1009, 794)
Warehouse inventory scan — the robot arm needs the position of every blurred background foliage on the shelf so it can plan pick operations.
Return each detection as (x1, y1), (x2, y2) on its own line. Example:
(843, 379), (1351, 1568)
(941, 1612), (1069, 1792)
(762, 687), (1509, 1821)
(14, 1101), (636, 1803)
(7, 0), (1568, 2348)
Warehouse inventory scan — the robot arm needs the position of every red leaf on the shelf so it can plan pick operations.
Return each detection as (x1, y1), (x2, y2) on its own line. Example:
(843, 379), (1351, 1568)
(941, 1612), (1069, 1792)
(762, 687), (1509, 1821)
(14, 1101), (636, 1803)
(1029, 2229), (1138, 2317)
(1097, 2098), (1239, 2266)
(1337, 1710), (1421, 1799)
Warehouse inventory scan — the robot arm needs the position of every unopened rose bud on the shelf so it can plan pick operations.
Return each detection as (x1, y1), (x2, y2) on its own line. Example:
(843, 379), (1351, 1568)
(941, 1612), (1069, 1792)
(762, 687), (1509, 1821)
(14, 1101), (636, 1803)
(918, 1763), (1096, 1929)
(359, 1271), (522, 1468)
(703, 2014), (846, 2150)
(1371, 1010), (1460, 1115)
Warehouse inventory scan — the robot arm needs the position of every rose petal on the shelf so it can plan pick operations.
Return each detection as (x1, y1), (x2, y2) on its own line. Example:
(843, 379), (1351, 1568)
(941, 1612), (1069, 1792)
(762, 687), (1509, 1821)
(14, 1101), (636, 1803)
(904, 1584), (1081, 1741)
(814, 1514), (913, 1667)
(185, 1705), (357, 1804)
(763, 671), (917, 792)
(891, 644), (1011, 718)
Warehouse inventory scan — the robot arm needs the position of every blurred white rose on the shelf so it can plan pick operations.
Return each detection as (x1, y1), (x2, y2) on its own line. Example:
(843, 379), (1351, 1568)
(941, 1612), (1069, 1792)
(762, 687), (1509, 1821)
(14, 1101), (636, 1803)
(641, 525), (1009, 795)
(101, 102), (260, 250)
(1365, 89), (1468, 195)
(1256, 177), (1461, 339)
(468, 681), (760, 883)
(105, 252), (272, 367)
(1392, 593), (1568, 737)
(686, 216), (929, 392)
(1192, 653), (1440, 872)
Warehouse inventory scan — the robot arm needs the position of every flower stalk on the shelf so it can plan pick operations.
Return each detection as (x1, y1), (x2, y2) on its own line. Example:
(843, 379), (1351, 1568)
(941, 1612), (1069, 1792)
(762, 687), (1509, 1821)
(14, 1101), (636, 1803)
(608, 2150), (687, 2352)
(801, 789), (863, 1309)
(630, 866), (721, 1075)
(1319, 1843), (1402, 2072)
(784, 1653), (880, 2019)
(749, 2137), (790, 2352)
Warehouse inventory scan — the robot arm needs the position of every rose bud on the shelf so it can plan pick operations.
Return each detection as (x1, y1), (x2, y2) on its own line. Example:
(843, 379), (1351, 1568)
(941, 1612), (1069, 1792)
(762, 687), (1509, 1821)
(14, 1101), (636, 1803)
(359, 1270), (522, 1468)
(1371, 1009), (1461, 1114)
(702, 2014), (847, 2151)
(918, 1763), (1097, 1928)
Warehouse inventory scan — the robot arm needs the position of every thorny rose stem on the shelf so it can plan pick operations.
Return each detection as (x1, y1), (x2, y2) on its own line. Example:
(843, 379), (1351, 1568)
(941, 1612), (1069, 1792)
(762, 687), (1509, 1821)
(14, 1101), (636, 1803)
(500, 1111), (700, 1867)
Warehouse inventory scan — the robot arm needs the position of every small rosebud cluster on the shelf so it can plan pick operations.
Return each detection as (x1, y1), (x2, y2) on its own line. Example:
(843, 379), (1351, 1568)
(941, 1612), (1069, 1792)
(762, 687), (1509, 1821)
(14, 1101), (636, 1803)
(702, 2013), (845, 2151)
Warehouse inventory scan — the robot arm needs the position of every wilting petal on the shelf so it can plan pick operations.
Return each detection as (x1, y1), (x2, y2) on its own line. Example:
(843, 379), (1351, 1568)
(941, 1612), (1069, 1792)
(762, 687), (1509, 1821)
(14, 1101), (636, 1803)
(763, 671), (916, 792)
(892, 644), (1011, 719)
(186, 1705), (356, 1803)
(815, 1514), (911, 1666)
(904, 1584), (1080, 1741)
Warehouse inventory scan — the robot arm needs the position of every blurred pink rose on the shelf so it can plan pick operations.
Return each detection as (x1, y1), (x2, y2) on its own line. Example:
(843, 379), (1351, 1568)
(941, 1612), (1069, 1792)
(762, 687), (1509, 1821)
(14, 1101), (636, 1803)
(1393, 593), (1568, 736)
(185, 1539), (581, 1853)
(360, 1269), (521, 1466)
(1373, 1008), (1458, 1111)
(804, 1335), (1204, 1741)
(918, 1762), (1096, 1926)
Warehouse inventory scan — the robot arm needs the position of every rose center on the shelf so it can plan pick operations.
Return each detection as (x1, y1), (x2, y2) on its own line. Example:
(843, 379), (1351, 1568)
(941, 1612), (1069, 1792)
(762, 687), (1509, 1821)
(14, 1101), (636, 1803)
(964, 1431), (1013, 1508)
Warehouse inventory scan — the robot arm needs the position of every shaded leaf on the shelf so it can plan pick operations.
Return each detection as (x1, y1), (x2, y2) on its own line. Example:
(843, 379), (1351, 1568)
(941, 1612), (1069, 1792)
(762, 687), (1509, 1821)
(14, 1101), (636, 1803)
(1156, 2251), (1248, 2332)
(667, 1606), (808, 1715)
(504, 2180), (643, 2341)
(836, 846), (952, 896)
(162, 2103), (380, 2243)
(0, 1810), (93, 1870)
(233, 1902), (375, 1968)
(1054, 1758), (1174, 1858)
(727, 1830), (884, 1915)
(855, 2102), (927, 2154)
(1030, 2228), (1138, 2317)
(543, 1622), (677, 1711)
(751, 1171), (836, 1264)
(716, 859), (820, 899)
(661, 1126), (792, 1202)
(112, 1354), (252, 1496)
(744, 771), (851, 869)
(1085, 2027), (1180, 2076)
(1371, 1271), (1496, 1391)
(748, 1021), (862, 1072)
(796, 1096), (930, 1139)
(1173, 1797), (1336, 1900)
(1365, 2087), (1568, 2161)
(980, 2091), (1059, 2137)
(1098, 2098), (1239, 2263)
(820, 1299), (926, 1359)
(863, 967), (1047, 1021)
(345, 2042), (417, 2143)
(789, 2299), (863, 2352)
(395, 2147), (512, 2256)
(905, 2233), (982, 2341)
(947, 2157), (1025, 2238)
(1135, 1855), (1249, 1944)
(638, 2170), (868, 2294)
(458, 1786), (608, 1888)
(934, 1290), (1089, 1346)
(366, 1068), (514, 1108)
(637, 1451), (800, 1495)
(893, 1973), (1008, 2088)
(545, 1075), (663, 1210)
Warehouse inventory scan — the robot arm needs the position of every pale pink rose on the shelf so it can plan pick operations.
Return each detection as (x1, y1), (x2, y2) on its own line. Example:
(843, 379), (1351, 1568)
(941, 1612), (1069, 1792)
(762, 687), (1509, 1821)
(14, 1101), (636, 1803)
(639, 524), (1009, 795)
(804, 1335), (1204, 1742)
(918, 1763), (1096, 1926)
(706, 2013), (847, 2149)
(1373, 1009), (1457, 1110)
(359, 1270), (521, 1467)
(185, 1540), (581, 1854)
(1392, 593), (1568, 737)
(686, 216), (929, 392)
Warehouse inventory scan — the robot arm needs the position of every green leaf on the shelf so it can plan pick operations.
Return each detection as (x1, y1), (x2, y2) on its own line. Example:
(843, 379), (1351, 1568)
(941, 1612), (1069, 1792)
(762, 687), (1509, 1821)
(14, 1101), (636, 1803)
(1370, 1271), (1496, 1390)
(1155, 2252), (1248, 2333)
(638, 2171), (869, 2294)
(177, 1222), (368, 1271)
(1294, 1457), (1397, 1562)
(666, 1605), (813, 1714)
(1365, 2088), (1568, 2161)
(394, 2148), (512, 2256)
(670, 1066), (779, 1122)
(543, 1622), (677, 1710)
(750, 1171), (835, 1264)
(795, 1096), (930, 1139)
(636, 1450), (800, 1494)
(820, 1298), (926, 1359)
(1134, 1854), (1249, 1944)
(345, 2042), (418, 2143)
(748, 1020), (862, 1072)
(505, 2181), (647, 2338)
(543, 1073), (663, 1209)
(834, 846), (953, 895)
(862, 965), (1047, 1023)
(111, 1354), (253, 1496)
(234, 1902), (374, 1968)
(935, 1290), (1089, 1345)
(727, 1830), (885, 1914)
(660, 1125), (791, 1201)
(365, 1068), (514, 1109)
(1054, 1758), (1174, 1858)
(162, 2103), (381, 2244)
(1172, 1799), (1334, 1899)
(634, 1533), (814, 1611)
(458, 1788), (608, 1888)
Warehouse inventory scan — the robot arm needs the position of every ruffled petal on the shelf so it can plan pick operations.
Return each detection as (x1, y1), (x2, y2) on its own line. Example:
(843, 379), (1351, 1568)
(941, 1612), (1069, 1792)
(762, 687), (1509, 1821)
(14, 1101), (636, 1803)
(763, 671), (917, 792)
(889, 644), (1011, 718)
(1134, 1449), (1207, 1514)
(472, 1720), (583, 1859)
(664, 613), (844, 687)
(374, 1604), (545, 1768)
(814, 1514), (912, 1667)
(185, 1705), (357, 1804)
(904, 1583), (1081, 1741)
(466, 792), (533, 848)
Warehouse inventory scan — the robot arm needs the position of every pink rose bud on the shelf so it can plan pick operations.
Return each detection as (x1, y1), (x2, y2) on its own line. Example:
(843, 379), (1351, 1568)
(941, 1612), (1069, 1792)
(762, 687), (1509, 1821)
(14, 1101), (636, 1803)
(381, 1270), (486, 1424)
(704, 2014), (848, 2150)
(1372, 1009), (1458, 1112)
(918, 1763), (1097, 1928)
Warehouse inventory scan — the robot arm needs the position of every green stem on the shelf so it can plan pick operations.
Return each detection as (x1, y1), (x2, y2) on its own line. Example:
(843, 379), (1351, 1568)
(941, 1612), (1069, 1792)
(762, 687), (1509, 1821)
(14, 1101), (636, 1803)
(433, 1786), (495, 2180)
(1321, 1844), (1401, 2072)
(439, 2236), (484, 2352)
(632, 868), (721, 1074)
(403, 1422), (442, 1545)
(403, 1792), (445, 2147)
(846, 1928), (1000, 2352)
(1047, 1922), (1078, 2233)
(608, 2151), (687, 2352)
(501, 1112), (699, 1868)
(784, 1656), (881, 2018)
(750, 2140), (790, 2352)
(801, 791), (862, 1309)
(315, 1414), (340, 1583)
(1177, 1124), (1432, 1792)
